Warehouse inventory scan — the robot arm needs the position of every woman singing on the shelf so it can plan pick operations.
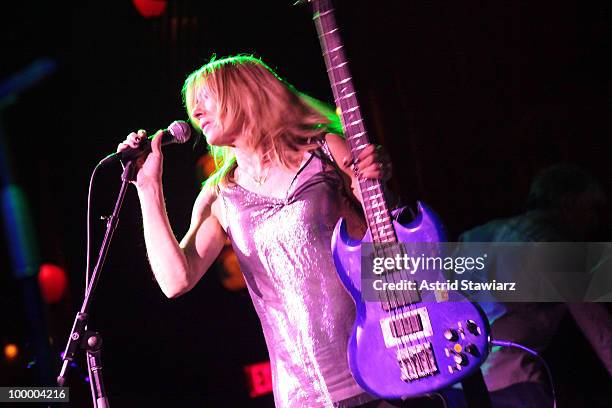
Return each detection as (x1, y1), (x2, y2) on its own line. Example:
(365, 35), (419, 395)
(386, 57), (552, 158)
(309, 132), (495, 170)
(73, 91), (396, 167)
(118, 55), (392, 408)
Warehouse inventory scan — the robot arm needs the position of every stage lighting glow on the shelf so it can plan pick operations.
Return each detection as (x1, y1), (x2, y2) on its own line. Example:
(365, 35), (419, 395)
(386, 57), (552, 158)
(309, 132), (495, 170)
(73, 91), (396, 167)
(4, 344), (18, 361)
(38, 263), (68, 304)
(132, 0), (167, 18)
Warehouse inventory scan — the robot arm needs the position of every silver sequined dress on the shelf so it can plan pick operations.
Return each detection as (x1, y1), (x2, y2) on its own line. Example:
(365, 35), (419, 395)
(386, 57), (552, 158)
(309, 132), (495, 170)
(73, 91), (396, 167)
(218, 150), (367, 407)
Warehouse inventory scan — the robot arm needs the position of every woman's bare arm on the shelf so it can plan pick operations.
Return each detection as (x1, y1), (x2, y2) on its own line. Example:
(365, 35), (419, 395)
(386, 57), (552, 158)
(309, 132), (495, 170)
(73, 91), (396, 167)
(120, 129), (226, 298)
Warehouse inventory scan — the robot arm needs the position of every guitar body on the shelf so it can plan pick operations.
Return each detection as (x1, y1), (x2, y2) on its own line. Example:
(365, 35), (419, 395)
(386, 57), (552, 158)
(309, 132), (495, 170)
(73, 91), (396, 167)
(332, 202), (490, 399)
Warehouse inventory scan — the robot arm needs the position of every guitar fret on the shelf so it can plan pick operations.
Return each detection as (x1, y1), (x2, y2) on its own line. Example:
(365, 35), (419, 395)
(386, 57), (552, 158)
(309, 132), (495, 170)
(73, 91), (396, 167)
(353, 143), (368, 151)
(369, 217), (386, 226)
(368, 193), (383, 200)
(379, 234), (397, 242)
(339, 91), (356, 100)
(370, 201), (385, 209)
(346, 118), (362, 127)
(375, 219), (392, 225)
(318, 27), (339, 38)
(333, 77), (352, 86)
(365, 211), (380, 219)
(375, 217), (390, 225)
(346, 131), (368, 145)
(323, 44), (344, 55)
(327, 61), (348, 72)
(316, 9), (333, 18)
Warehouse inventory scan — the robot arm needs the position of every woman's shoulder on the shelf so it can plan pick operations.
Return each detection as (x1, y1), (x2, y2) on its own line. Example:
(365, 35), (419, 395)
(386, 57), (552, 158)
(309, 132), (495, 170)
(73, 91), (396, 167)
(305, 132), (347, 164)
(319, 133), (351, 167)
(195, 184), (219, 206)
(192, 185), (222, 221)
(199, 184), (230, 232)
(321, 133), (349, 162)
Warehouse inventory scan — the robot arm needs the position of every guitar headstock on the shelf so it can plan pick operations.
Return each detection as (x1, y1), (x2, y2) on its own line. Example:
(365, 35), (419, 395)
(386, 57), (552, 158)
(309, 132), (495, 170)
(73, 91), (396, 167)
(294, 0), (332, 12)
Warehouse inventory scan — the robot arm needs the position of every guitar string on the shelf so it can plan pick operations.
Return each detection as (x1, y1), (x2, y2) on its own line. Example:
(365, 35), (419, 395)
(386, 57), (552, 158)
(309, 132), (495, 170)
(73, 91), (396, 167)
(321, 6), (422, 363)
(313, 0), (421, 376)
(316, 0), (439, 379)
(313, 1), (414, 364)
(313, 1), (401, 346)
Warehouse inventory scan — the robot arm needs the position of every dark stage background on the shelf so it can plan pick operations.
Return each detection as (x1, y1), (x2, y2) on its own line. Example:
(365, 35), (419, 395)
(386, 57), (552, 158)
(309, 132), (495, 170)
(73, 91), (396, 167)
(1, 0), (610, 407)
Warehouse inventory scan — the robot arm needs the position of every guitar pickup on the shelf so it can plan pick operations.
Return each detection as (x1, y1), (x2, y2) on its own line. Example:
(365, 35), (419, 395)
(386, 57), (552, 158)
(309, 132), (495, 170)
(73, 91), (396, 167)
(390, 313), (424, 338)
(380, 307), (433, 348)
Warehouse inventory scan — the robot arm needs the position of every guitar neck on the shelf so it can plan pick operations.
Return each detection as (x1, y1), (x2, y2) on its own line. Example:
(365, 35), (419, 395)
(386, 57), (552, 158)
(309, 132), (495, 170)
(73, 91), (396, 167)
(311, 0), (396, 244)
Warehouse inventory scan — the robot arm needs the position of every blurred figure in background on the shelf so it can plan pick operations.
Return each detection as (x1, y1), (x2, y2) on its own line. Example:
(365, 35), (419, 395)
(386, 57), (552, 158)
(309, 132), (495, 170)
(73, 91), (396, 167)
(457, 164), (611, 407)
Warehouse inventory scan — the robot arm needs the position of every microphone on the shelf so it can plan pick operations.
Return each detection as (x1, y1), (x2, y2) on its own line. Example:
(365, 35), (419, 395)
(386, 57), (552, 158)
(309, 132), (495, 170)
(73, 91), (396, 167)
(99, 120), (192, 166)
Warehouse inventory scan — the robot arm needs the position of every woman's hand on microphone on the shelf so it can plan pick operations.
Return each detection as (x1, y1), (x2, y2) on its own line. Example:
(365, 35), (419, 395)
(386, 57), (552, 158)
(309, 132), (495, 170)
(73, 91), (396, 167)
(117, 129), (164, 189)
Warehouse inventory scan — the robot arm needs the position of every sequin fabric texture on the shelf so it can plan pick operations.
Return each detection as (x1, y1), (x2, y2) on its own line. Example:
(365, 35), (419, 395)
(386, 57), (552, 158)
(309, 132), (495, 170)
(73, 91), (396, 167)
(219, 152), (367, 407)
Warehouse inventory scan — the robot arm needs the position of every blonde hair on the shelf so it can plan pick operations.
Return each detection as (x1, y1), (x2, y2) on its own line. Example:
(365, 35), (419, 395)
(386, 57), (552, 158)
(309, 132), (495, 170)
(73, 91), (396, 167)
(182, 55), (342, 189)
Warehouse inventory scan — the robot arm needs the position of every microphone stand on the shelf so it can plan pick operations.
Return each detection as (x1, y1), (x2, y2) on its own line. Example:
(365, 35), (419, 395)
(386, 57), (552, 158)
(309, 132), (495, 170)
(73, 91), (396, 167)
(57, 161), (137, 407)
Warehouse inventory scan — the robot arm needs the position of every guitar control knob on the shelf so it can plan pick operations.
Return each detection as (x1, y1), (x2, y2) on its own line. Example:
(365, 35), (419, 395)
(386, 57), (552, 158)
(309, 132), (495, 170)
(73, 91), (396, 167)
(443, 329), (459, 342)
(466, 320), (480, 335)
(465, 344), (480, 357)
(453, 353), (468, 366)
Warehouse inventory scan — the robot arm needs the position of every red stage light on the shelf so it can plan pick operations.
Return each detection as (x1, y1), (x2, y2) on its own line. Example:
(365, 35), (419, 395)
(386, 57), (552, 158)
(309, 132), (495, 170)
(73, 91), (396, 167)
(132, 0), (168, 18)
(244, 361), (273, 398)
(38, 264), (68, 304)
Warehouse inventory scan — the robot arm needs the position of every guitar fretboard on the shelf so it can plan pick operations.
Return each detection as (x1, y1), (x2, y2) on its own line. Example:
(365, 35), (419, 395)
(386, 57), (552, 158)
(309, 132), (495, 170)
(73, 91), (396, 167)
(312, 0), (396, 244)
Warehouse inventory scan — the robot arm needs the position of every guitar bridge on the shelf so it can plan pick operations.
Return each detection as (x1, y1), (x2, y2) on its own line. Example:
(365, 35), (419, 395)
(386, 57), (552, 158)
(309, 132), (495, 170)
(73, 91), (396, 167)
(397, 342), (439, 382)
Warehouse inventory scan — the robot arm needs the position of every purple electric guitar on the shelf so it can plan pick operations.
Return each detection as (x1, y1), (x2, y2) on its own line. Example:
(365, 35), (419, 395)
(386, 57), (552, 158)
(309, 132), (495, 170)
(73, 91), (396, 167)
(307, 0), (490, 399)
